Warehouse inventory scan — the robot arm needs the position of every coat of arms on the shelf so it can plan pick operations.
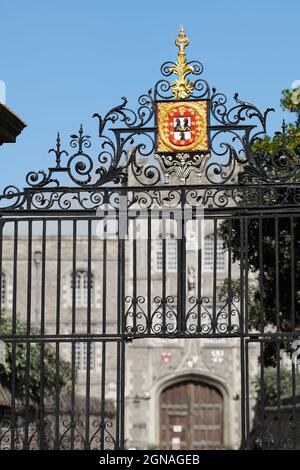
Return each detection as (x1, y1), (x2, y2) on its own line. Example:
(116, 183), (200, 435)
(156, 100), (208, 153)
(154, 28), (210, 184)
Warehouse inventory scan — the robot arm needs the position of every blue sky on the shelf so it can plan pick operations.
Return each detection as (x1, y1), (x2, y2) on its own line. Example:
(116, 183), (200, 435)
(0, 0), (299, 191)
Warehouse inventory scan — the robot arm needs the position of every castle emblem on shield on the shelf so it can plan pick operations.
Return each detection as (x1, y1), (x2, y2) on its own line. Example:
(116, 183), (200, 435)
(174, 115), (191, 142)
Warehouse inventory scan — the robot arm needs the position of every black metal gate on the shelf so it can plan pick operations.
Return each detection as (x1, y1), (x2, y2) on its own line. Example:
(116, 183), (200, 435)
(1, 29), (300, 450)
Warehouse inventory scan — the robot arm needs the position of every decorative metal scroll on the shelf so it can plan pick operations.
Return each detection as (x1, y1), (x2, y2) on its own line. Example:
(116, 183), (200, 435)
(1, 27), (299, 211)
(0, 416), (116, 450)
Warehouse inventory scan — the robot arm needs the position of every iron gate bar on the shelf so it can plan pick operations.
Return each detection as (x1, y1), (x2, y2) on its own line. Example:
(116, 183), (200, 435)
(100, 220), (107, 449)
(24, 227), (32, 453)
(290, 216), (295, 331)
(2, 210), (300, 227)
(227, 218), (232, 333)
(258, 217), (264, 335)
(132, 218), (137, 335)
(197, 218), (201, 333)
(276, 340), (282, 448)
(239, 218), (246, 449)
(275, 216), (280, 333)
(147, 211), (152, 335)
(245, 335), (250, 449)
(212, 219), (217, 335)
(244, 216), (249, 334)
(162, 219), (166, 334)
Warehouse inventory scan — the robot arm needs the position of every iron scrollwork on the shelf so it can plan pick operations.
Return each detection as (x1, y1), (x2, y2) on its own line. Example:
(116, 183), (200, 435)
(0, 27), (283, 211)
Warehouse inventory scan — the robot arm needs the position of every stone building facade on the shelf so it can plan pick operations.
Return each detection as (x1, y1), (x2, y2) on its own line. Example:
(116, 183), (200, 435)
(0, 212), (259, 449)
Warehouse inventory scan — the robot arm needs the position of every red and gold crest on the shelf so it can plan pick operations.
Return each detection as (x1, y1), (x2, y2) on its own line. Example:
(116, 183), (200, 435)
(156, 100), (208, 153)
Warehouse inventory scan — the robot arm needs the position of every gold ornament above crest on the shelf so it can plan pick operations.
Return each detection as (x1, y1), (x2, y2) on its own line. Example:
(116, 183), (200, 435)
(169, 27), (195, 100)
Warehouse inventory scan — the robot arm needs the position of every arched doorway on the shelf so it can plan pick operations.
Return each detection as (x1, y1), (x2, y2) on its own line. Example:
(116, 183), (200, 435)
(159, 379), (223, 450)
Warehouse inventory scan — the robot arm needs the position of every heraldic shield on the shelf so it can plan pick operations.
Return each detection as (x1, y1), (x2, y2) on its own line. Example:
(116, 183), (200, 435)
(156, 100), (209, 153)
(155, 100), (210, 183)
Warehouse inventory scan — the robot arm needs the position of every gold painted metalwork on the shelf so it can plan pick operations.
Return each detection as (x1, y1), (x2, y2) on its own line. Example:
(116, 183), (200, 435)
(170, 27), (194, 99)
(156, 100), (208, 153)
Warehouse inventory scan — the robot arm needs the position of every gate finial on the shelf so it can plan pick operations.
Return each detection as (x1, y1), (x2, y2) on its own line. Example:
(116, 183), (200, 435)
(170, 27), (195, 100)
(176, 26), (189, 56)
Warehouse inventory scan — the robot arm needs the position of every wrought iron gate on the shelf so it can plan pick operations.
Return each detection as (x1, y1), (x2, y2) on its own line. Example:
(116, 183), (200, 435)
(1, 29), (300, 450)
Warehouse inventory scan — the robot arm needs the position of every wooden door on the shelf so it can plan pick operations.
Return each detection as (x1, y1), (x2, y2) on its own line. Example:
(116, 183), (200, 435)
(160, 380), (223, 450)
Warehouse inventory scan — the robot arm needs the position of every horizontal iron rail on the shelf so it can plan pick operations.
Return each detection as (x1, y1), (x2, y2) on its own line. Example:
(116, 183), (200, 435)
(1, 332), (299, 342)
(1, 207), (300, 219)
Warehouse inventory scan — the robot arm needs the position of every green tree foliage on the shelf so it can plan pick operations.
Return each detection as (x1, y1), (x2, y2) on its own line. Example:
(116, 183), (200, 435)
(252, 87), (300, 154)
(254, 367), (300, 403)
(281, 88), (300, 125)
(219, 87), (300, 365)
(0, 314), (71, 400)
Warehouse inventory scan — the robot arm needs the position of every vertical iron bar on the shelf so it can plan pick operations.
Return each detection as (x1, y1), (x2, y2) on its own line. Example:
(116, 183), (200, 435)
(177, 190), (186, 334)
(100, 220), (107, 449)
(54, 342), (60, 450)
(227, 218), (232, 334)
(10, 221), (18, 449)
(85, 220), (92, 448)
(275, 216), (280, 332)
(259, 340), (265, 449)
(39, 220), (46, 449)
(40, 220), (46, 334)
(290, 216), (296, 449)
(290, 216), (295, 331)
(244, 217), (249, 334)
(116, 339), (126, 449)
(239, 218), (246, 449)
(54, 219), (61, 449)
(85, 340), (91, 449)
(212, 219), (217, 334)
(10, 342), (17, 449)
(115, 341), (121, 448)
(276, 340), (281, 448)
(245, 339), (250, 449)
(87, 219), (92, 335)
(117, 207), (126, 449)
(117, 214), (125, 335)
(132, 218), (137, 334)
(117, 191), (126, 336)
(291, 361), (296, 450)
(259, 218), (264, 333)
(26, 221), (32, 334)
(162, 219), (166, 333)
(56, 219), (61, 335)
(24, 220), (32, 449)
(71, 220), (77, 449)
(100, 341), (106, 450)
(72, 220), (77, 335)
(147, 211), (152, 335)
(197, 218), (202, 333)
(0, 218), (3, 328)
(12, 221), (18, 335)
(119, 339), (126, 449)
(102, 220), (107, 334)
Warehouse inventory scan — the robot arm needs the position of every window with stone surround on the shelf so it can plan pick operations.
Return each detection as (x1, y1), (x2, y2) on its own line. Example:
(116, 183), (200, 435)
(70, 270), (94, 307)
(204, 235), (225, 272)
(1, 273), (6, 306)
(155, 238), (177, 272)
(75, 342), (95, 371)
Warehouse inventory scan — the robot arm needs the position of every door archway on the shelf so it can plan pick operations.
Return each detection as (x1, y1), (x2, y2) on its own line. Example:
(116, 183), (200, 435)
(159, 379), (223, 450)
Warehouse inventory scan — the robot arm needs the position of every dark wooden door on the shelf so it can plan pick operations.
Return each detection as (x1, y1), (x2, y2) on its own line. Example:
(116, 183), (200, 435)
(160, 380), (223, 450)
